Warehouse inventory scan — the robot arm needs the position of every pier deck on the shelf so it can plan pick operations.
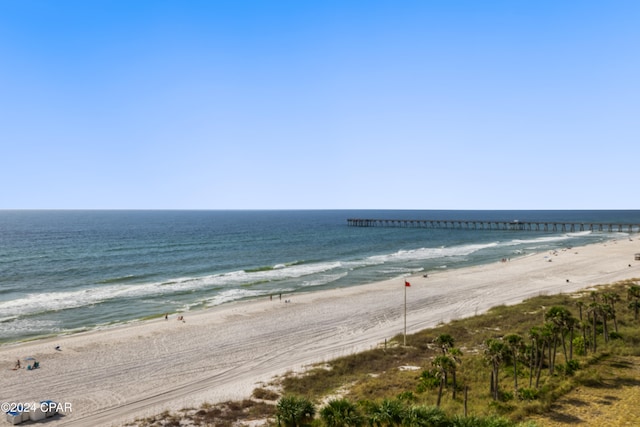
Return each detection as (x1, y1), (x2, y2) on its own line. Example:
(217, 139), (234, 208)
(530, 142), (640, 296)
(346, 218), (640, 233)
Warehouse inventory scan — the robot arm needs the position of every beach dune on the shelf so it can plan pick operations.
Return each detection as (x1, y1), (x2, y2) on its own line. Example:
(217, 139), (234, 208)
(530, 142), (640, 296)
(1, 238), (639, 426)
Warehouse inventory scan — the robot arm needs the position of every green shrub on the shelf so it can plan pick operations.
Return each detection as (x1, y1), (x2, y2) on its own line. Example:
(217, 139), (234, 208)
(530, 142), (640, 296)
(405, 405), (448, 427)
(609, 331), (623, 340)
(417, 369), (440, 391)
(277, 395), (316, 427)
(572, 336), (587, 356)
(517, 388), (539, 401)
(319, 398), (362, 427)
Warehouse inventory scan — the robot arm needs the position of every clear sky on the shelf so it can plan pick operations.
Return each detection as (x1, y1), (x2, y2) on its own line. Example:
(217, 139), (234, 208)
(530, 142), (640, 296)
(1, 1), (638, 210)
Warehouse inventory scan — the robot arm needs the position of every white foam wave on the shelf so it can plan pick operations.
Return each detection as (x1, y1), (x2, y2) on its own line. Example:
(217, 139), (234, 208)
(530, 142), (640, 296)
(202, 288), (266, 306)
(368, 242), (499, 263)
(0, 319), (60, 337)
(566, 230), (592, 237)
(0, 260), (346, 318)
(300, 272), (349, 288)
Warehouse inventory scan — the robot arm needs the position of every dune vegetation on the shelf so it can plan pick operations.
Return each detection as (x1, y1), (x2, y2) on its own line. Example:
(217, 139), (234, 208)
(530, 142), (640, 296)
(131, 278), (640, 427)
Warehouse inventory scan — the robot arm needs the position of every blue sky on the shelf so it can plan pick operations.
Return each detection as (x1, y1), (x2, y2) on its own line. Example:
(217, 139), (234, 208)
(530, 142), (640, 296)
(1, 1), (638, 209)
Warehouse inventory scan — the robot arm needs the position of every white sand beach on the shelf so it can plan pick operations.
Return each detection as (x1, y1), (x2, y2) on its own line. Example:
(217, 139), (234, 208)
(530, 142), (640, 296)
(1, 238), (640, 426)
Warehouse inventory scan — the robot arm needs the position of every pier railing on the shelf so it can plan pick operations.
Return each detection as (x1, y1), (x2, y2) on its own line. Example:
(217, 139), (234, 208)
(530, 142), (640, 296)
(346, 218), (640, 233)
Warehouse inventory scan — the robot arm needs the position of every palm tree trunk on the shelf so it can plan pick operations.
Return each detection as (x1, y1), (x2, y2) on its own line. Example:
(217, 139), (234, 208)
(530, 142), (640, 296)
(592, 313), (597, 352)
(494, 365), (500, 400)
(549, 336), (557, 375)
(528, 344), (535, 388)
(535, 341), (545, 388)
(464, 386), (468, 417)
(451, 370), (457, 399)
(569, 328), (574, 360)
(513, 357), (518, 394)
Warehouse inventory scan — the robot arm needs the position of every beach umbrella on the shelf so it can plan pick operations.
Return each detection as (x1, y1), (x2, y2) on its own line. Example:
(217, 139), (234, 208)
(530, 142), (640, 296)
(24, 357), (36, 360)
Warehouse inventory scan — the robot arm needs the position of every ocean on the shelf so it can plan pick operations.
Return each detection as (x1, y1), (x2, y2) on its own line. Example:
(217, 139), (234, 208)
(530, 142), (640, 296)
(1, 210), (638, 343)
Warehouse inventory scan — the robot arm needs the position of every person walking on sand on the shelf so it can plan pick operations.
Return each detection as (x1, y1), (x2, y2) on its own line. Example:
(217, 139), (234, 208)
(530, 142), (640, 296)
(15, 359), (20, 369)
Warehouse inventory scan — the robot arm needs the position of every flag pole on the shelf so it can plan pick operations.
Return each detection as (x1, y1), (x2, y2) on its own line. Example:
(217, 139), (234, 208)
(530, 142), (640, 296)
(403, 279), (411, 346)
(404, 280), (407, 346)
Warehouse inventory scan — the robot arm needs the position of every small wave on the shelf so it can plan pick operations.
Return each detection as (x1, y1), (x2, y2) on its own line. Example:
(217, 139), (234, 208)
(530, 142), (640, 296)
(97, 274), (153, 284)
(245, 260), (305, 273)
(299, 272), (349, 288)
(0, 319), (61, 339)
(566, 230), (592, 237)
(244, 265), (276, 273)
(509, 235), (572, 245)
(506, 230), (599, 246)
(202, 288), (266, 306)
(367, 242), (499, 264)
(0, 260), (344, 318)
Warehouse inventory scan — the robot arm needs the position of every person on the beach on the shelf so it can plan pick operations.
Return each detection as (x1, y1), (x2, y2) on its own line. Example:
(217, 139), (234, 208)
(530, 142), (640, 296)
(15, 359), (20, 369)
(165, 313), (168, 320)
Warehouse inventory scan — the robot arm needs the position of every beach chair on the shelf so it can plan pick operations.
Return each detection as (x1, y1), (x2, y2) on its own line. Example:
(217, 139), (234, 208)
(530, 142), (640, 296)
(5, 411), (22, 425)
(40, 401), (58, 417)
(29, 405), (46, 421)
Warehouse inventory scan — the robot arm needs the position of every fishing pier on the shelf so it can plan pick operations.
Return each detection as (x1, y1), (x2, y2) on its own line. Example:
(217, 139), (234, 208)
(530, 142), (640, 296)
(346, 218), (640, 233)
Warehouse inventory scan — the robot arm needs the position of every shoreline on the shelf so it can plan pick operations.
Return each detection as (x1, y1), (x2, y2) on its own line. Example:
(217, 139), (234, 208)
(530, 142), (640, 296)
(0, 235), (608, 348)
(1, 238), (639, 426)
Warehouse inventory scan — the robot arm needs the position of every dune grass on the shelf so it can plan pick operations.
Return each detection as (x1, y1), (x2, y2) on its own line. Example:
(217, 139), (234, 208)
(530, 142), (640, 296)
(273, 278), (640, 426)
(132, 278), (640, 426)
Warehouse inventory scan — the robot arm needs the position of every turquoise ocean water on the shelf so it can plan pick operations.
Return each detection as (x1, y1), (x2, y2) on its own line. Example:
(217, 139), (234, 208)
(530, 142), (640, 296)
(1, 210), (638, 343)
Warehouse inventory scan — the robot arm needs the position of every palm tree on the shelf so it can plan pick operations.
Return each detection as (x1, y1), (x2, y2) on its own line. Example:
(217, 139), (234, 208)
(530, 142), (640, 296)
(366, 399), (404, 427)
(629, 300), (640, 321)
(600, 303), (612, 343)
(276, 395), (316, 427)
(484, 338), (505, 400)
(403, 405), (448, 427)
(565, 315), (578, 360)
(535, 325), (551, 388)
(433, 334), (455, 355)
(602, 292), (621, 333)
(504, 334), (523, 394)
(432, 334), (455, 385)
(432, 355), (454, 406)
(576, 300), (585, 322)
(527, 326), (542, 388)
(587, 301), (599, 352)
(545, 306), (572, 363)
(448, 347), (463, 399)
(628, 285), (640, 320)
(541, 321), (559, 375)
(320, 399), (362, 427)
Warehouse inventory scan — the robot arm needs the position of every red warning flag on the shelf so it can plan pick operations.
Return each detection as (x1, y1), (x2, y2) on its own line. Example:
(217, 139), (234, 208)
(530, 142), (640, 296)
(405, 280), (411, 287)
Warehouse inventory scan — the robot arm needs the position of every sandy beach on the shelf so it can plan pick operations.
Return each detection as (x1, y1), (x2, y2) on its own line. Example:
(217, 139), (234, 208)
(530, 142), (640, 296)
(1, 237), (640, 426)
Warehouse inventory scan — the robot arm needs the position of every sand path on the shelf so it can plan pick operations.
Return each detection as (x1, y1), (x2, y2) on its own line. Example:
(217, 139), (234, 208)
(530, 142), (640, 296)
(1, 238), (639, 426)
